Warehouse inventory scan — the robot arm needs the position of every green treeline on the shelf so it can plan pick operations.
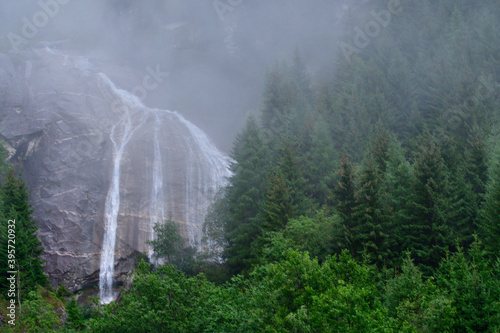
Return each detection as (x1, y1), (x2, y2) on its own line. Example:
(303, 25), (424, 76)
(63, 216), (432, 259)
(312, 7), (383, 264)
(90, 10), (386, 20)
(213, 0), (500, 276)
(86, 1), (500, 331)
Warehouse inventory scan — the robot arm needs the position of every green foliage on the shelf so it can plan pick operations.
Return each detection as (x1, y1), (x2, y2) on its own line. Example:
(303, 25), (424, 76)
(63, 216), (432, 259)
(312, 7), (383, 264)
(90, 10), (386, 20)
(403, 132), (452, 272)
(223, 115), (271, 273)
(22, 290), (60, 332)
(260, 52), (313, 146)
(66, 297), (84, 330)
(147, 218), (196, 273)
(261, 167), (296, 233)
(437, 241), (500, 332)
(303, 118), (338, 205)
(89, 250), (394, 332)
(331, 152), (357, 254)
(0, 170), (48, 299)
(259, 211), (336, 265)
(148, 218), (185, 262)
(381, 138), (414, 262)
(353, 156), (392, 267)
(55, 283), (71, 300)
(89, 265), (244, 333)
(202, 188), (229, 262)
(482, 145), (500, 255)
(384, 255), (456, 332)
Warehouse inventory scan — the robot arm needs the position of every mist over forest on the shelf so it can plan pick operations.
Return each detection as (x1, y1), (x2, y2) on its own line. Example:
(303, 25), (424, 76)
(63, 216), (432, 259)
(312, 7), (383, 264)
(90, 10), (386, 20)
(1, 0), (500, 331)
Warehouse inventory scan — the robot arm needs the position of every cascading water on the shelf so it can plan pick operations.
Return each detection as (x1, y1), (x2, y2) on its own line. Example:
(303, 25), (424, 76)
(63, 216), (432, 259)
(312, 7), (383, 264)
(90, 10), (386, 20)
(149, 114), (165, 262)
(98, 121), (128, 304)
(176, 114), (232, 247)
(27, 47), (231, 304)
(96, 74), (230, 304)
(97, 73), (148, 304)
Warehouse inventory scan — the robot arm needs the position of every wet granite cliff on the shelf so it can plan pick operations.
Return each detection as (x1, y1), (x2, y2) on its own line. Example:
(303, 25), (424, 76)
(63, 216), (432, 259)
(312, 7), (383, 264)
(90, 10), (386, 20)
(0, 48), (230, 293)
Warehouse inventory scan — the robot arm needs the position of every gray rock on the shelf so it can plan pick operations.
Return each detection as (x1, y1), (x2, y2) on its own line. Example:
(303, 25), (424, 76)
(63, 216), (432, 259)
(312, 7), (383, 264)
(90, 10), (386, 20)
(0, 48), (230, 292)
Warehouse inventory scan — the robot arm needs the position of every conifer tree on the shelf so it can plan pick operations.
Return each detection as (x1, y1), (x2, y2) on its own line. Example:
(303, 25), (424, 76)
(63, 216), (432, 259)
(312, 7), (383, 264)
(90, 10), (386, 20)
(465, 133), (489, 221)
(275, 144), (311, 216)
(382, 138), (413, 262)
(371, 128), (391, 176)
(482, 148), (500, 255)
(291, 48), (312, 104)
(223, 116), (270, 273)
(261, 62), (294, 143)
(404, 133), (452, 271)
(261, 167), (296, 235)
(0, 170), (47, 297)
(66, 297), (84, 330)
(304, 119), (338, 205)
(331, 152), (357, 254)
(353, 157), (392, 267)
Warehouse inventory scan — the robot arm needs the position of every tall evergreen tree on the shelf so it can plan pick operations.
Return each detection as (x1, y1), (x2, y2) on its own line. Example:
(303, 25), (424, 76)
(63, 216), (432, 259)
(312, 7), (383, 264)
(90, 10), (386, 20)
(404, 133), (452, 271)
(223, 116), (270, 273)
(370, 128), (391, 176)
(275, 144), (311, 216)
(303, 118), (338, 205)
(382, 138), (414, 262)
(261, 167), (296, 235)
(260, 62), (294, 143)
(481, 147), (500, 255)
(353, 156), (392, 267)
(331, 152), (357, 255)
(0, 170), (47, 298)
(291, 48), (312, 104)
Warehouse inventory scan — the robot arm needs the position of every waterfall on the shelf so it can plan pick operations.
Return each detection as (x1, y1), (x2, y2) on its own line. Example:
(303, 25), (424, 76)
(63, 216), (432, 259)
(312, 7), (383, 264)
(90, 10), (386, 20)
(97, 73), (145, 304)
(175, 113), (232, 247)
(149, 114), (165, 262)
(34, 48), (231, 305)
(96, 73), (230, 304)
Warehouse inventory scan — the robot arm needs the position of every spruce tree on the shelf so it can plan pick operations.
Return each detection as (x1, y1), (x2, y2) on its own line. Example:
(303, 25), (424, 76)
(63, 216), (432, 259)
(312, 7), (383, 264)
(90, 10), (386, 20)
(291, 48), (312, 104)
(66, 297), (84, 330)
(465, 133), (488, 200)
(404, 133), (452, 271)
(382, 138), (414, 263)
(304, 119), (338, 206)
(275, 144), (311, 216)
(0, 170), (47, 298)
(261, 167), (296, 235)
(331, 152), (357, 255)
(371, 128), (391, 176)
(353, 156), (392, 267)
(261, 62), (294, 143)
(482, 148), (500, 255)
(223, 116), (270, 273)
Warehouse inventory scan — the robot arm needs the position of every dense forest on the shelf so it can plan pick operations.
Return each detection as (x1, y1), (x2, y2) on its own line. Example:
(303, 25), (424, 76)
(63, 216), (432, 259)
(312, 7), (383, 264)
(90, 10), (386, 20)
(2, 0), (500, 331)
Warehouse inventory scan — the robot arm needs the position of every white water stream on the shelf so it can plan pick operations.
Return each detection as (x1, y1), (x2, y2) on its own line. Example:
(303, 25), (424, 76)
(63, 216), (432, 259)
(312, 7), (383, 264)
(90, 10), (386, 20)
(149, 113), (165, 263)
(96, 73), (230, 304)
(45, 47), (231, 303)
(97, 73), (146, 304)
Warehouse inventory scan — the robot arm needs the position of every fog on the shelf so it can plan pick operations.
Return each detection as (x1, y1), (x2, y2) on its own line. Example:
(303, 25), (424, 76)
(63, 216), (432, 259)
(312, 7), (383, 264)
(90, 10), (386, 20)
(0, 0), (355, 150)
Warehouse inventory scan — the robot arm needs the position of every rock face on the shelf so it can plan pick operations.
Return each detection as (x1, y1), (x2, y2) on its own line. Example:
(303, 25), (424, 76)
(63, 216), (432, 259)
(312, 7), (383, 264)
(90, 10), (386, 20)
(0, 48), (231, 293)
